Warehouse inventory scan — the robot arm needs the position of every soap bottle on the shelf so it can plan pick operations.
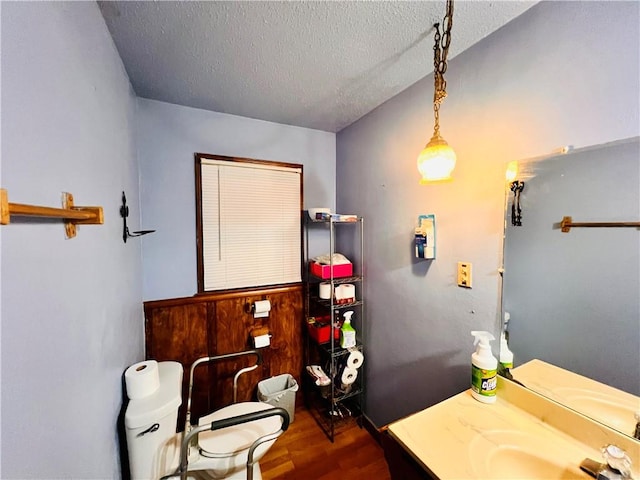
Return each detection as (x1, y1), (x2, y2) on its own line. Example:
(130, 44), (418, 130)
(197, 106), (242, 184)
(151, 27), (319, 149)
(340, 311), (356, 349)
(470, 331), (498, 404)
(499, 332), (513, 370)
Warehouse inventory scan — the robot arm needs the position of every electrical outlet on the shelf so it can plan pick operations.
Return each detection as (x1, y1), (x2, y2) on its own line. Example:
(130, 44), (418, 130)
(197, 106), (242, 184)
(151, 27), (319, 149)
(457, 262), (472, 288)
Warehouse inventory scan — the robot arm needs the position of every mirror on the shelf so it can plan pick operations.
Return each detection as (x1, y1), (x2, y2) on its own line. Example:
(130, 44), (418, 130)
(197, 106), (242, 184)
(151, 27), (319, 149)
(501, 136), (640, 439)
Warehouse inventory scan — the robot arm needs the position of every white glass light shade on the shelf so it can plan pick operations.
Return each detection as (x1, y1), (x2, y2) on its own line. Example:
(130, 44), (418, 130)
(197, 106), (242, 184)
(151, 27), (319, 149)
(417, 133), (456, 183)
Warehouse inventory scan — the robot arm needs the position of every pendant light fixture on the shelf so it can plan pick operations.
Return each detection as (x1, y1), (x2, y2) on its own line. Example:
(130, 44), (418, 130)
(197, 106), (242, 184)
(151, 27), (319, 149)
(417, 0), (455, 184)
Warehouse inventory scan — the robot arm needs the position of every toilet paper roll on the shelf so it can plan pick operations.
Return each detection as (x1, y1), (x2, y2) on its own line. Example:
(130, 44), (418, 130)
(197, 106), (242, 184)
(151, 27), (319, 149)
(253, 300), (271, 318)
(346, 350), (364, 369)
(335, 284), (355, 303)
(254, 333), (271, 348)
(341, 284), (355, 299)
(340, 367), (358, 386)
(125, 360), (160, 399)
(319, 282), (332, 299)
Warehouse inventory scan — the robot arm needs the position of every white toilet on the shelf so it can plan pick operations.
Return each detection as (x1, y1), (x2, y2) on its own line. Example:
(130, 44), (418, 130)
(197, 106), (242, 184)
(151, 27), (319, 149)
(192, 401), (283, 480)
(124, 361), (288, 480)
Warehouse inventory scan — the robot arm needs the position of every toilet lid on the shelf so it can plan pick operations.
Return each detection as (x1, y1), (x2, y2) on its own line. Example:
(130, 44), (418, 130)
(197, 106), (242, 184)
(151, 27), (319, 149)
(197, 402), (282, 457)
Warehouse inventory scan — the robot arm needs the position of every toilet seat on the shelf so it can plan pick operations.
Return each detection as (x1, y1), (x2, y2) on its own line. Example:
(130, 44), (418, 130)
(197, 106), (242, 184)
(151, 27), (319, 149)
(197, 402), (281, 458)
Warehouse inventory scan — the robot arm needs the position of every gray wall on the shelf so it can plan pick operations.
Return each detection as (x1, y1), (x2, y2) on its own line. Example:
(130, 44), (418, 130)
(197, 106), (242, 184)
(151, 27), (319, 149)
(504, 138), (640, 395)
(1, 2), (142, 478)
(137, 99), (336, 301)
(337, 1), (640, 427)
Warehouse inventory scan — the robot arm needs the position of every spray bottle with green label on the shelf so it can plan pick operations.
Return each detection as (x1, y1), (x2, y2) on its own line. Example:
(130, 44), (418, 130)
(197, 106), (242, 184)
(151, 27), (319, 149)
(340, 311), (356, 349)
(499, 332), (513, 370)
(470, 331), (498, 404)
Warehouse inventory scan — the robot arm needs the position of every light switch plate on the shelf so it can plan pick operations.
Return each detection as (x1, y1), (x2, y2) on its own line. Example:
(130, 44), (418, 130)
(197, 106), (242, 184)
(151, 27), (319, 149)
(457, 262), (472, 288)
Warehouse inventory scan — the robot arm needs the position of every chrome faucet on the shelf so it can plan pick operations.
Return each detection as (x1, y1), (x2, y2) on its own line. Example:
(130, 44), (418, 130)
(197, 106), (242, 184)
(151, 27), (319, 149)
(600, 445), (633, 480)
(580, 445), (634, 480)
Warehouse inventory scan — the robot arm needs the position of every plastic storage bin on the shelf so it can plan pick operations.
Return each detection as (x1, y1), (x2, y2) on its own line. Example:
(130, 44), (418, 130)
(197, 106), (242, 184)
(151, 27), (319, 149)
(307, 317), (340, 344)
(257, 374), (299, 423)
(310, 261), (353, 279)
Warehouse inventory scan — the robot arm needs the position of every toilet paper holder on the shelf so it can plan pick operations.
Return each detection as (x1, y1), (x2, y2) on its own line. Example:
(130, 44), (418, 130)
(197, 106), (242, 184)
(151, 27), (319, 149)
(250, 326), (271, 348)
(246, 299), (271, 318)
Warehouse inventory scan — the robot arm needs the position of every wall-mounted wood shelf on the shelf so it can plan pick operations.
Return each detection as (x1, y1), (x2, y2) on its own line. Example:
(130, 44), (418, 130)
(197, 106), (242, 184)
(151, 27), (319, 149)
(0, 188), (103, 238)
(560, 216), (640, 233)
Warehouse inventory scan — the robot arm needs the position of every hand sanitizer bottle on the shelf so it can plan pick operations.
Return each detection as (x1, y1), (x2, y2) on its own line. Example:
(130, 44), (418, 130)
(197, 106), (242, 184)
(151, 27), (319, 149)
(470, 331), (498, 404)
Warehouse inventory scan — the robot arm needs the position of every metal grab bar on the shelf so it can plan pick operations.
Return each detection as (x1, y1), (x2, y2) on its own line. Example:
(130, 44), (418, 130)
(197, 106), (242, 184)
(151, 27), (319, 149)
(185, 350), (263, 433)
(160, 407), (290, 480)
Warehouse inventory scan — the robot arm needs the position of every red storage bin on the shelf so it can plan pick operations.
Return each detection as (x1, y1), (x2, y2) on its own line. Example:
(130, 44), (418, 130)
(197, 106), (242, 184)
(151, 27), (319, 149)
(310, 261), (353, 279)
(307, 318), (340, 344)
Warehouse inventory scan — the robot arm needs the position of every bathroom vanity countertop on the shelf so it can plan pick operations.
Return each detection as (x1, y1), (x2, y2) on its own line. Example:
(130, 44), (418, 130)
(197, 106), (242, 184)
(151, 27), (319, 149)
(512, 359), (640, 436)
(386, 377), (640, 480)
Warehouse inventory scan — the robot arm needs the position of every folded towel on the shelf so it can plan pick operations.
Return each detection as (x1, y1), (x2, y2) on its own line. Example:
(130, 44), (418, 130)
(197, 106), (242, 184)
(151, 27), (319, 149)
(313, 253), (351, 265)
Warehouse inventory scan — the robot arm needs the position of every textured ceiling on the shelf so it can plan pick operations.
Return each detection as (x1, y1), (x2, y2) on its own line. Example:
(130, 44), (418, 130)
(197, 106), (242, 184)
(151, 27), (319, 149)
(99, 1), (538, 132)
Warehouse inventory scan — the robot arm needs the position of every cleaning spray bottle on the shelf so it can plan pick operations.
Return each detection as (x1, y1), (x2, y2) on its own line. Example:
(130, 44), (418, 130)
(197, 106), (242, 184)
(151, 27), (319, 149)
(499, 332), (513, 370)
(500, 312), (514, 370)
(340, 311), (356, 348)
(470, 331), (498, 404)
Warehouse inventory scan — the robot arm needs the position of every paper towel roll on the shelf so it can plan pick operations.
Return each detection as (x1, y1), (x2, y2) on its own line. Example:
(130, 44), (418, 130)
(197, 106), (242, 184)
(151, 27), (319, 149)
(346, 350), (364, 369)
(125, 360), (160, 399)
(340, 366), (358, 386)
(253, 300), (271, 318)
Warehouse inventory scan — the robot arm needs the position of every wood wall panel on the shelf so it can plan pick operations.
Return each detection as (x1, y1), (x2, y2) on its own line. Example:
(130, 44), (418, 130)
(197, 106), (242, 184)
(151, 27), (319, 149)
(265, 289), (303, 384)
(144, 303), (209, 426)
(213, 295), (268, 407)
(144, 284), (303, 429)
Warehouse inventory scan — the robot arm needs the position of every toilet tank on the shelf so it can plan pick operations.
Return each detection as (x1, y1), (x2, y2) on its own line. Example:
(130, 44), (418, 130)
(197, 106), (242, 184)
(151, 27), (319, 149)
(125, 361), (183, 480)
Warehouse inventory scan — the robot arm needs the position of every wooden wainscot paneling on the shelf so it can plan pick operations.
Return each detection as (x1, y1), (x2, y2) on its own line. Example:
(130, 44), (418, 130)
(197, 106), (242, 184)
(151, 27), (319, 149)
(143, 284), (303, 428)
(211, 294), (269, 407)
(144, 302), (209, 426)
(264, 288), (303, 384)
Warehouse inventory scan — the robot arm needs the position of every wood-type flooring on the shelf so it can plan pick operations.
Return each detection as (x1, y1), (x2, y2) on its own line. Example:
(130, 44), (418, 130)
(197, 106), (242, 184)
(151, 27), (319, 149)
(260, 405), (392, 480)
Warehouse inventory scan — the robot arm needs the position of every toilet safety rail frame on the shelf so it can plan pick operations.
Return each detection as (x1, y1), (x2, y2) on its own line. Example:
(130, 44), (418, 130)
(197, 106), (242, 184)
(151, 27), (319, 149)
(161, 407), (290, 480)
(184, 349), (264, 432)
(164, 349), (291, 480)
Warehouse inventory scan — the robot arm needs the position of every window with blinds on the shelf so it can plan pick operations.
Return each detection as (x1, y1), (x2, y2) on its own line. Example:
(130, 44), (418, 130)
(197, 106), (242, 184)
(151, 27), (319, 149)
(195, 154), (303, 292)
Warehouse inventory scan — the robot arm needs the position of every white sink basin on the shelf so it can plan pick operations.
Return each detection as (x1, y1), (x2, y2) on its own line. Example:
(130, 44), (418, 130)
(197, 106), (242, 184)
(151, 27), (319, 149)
(552, 387), (639, 434)
(469, 431), (588, 479)
(386, 377), (638, 480)
(486, 446), (586, 479)
(511, 359), (640, 437)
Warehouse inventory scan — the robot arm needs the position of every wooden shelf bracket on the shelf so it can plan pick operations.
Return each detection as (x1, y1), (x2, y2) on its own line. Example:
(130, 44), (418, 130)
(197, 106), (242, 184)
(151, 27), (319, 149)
(560, 216), (640, 233)
(0, 188), (103, 238)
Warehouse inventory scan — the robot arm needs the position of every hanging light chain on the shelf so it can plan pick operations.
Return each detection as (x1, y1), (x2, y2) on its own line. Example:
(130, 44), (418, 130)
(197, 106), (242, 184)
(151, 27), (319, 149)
(432, 0), (454, 135)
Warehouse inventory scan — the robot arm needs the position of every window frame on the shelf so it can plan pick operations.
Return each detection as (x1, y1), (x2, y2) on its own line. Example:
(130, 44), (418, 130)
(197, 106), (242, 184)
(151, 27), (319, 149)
(194, 153), (304, 293)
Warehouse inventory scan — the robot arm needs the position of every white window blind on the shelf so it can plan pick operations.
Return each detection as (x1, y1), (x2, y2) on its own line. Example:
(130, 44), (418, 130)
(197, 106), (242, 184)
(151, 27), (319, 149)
(200, 159), (302, 291)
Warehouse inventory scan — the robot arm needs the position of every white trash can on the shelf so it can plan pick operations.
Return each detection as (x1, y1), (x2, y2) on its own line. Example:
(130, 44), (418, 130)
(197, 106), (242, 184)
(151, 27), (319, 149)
(257, 374), (299, 423)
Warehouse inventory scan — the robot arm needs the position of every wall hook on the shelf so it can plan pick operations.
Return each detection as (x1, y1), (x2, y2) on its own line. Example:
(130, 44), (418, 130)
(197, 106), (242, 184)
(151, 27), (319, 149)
(120, 191), (155, 243)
